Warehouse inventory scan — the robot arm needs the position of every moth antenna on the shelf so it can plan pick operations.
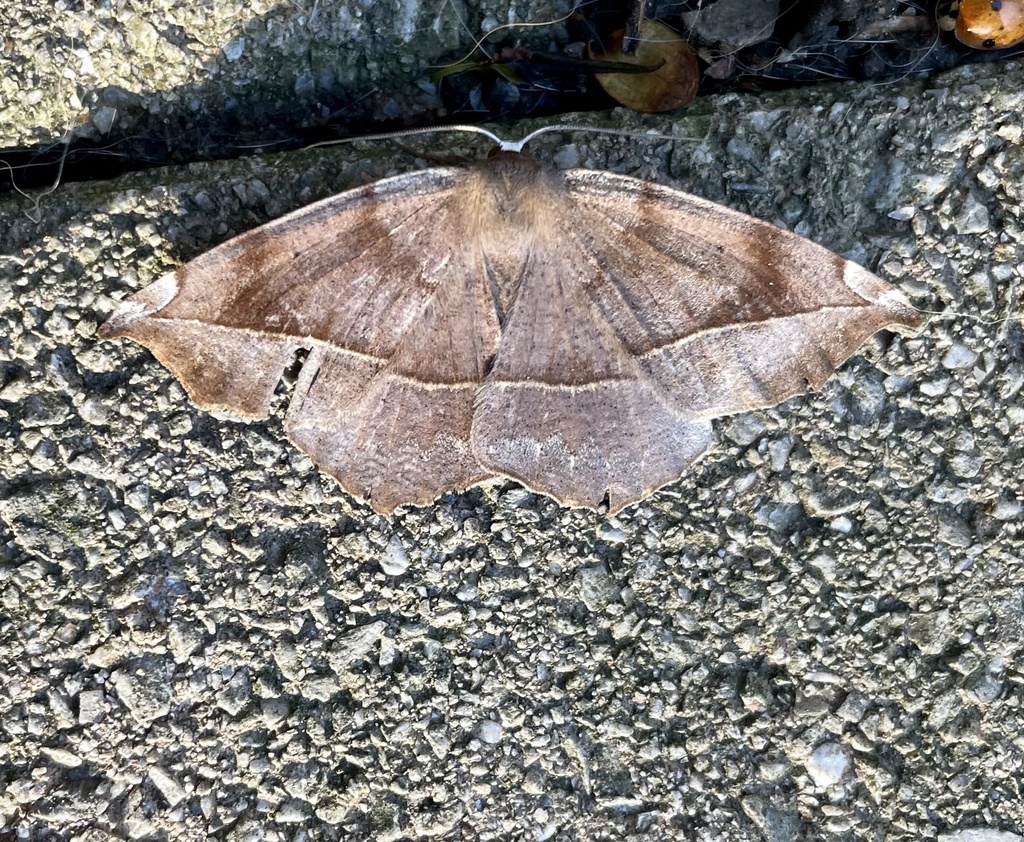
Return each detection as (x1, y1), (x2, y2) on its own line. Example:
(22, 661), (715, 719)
(512, 123), (701, 151)
(305, 123), (709, 159)
(306, 124), (510, 151)
(307, 123), (704, 156)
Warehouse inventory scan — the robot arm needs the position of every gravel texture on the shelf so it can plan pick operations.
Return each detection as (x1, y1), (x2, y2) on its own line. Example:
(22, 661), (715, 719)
(2, 17), (1024, 842)
(0, 0), (568, 150)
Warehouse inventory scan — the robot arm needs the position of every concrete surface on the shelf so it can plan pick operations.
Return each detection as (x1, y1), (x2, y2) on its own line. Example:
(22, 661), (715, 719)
(1, 5), (1023, 840)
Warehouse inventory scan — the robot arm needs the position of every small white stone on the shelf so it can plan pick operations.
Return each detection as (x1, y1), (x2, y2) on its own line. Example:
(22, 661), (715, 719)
(222, 37), (245, 61)
(724, 413), (767, 446)
(379, 635), (397, 669)
(993, 499), (1022, 520)
(379, 534), (410, 576)
(806, 741), (852, 787)
(477, 719), (503, 745)
(920, 377), (950, 396)
(996, 124), (1022, 143)
(78, 689), (105, 724)
(148, 766), (186, 808)
(955, 193), (990, 234)
(41, 748), (83, 768)
(537, 821), (558, 841)
(277, 799), (312, 822)
(888, 206), (915, 221)
(808, 554), (836, 582)
(597, 521), (628, 544)
(829, 515), (853, 534)
(328, 621), (388, 672)
(942, 343), (979, 370)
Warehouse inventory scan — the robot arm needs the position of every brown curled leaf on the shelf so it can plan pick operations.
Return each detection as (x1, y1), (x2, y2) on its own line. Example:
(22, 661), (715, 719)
(590, 19), (700, 113)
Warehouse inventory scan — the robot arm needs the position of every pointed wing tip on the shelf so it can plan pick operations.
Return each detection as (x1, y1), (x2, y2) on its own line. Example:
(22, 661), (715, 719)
(876, 289), (926, 332)
(843, 263), (924, 331)
(96, 302), (144, 340)
(98, 270), (181, 340)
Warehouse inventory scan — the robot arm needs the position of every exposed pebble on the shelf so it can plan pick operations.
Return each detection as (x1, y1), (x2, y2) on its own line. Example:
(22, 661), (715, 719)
(108, 657), (174, 725)
(579, 562), (620, 611)
(148, 766), (187, 808)
(380, 533), (411, 575)
(806, 742), (853, 787)
(77, 689), (106, 724)
(477, 719), (503, 745)
(942, 343), (980, 370)
(724, 413), (767, 446)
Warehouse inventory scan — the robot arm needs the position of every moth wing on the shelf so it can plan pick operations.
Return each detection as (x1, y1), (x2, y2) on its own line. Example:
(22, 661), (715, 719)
(100, 168), (500, 513)
(471, 236), (715, 513)
(472, 168), (921, 513)
(560, 170), (922, 419)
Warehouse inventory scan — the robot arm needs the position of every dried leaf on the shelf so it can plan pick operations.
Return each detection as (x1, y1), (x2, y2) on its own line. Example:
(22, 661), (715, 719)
(590, 19), (700, 113)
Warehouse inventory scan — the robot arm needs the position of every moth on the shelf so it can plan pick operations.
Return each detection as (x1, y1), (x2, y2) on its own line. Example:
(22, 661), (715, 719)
(100, 130), (922, 515)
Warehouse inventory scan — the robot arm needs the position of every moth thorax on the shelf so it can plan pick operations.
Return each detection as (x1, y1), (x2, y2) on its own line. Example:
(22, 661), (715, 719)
(459, 155), (564, 251)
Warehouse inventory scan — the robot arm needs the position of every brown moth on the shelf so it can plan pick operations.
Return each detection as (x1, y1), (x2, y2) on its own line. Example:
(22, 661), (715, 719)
(99, 133), (922, 515)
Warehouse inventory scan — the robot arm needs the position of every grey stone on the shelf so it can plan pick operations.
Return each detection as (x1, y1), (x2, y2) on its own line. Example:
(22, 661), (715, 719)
(806, 742), (853, 787)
